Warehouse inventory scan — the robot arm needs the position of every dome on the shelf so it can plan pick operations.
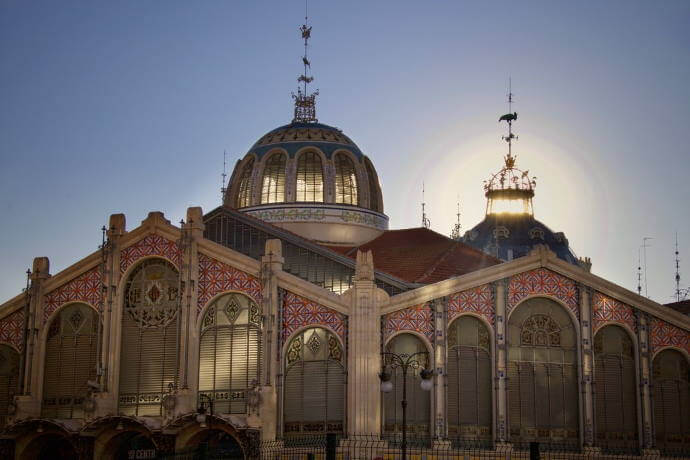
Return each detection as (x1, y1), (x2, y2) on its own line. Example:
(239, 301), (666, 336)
(224, 121), (388, 246)
(463, 214), (578, 265)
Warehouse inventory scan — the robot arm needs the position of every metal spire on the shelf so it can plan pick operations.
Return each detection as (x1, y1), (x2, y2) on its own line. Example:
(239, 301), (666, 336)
(637, 247), (642, 296)
(221, 150), (228, 201)
(292, 0), (318, 123)
(421, 182), (430, 229)
(642, 237), (652, 298)
(675, 232), (681, 302)
(499, 78), (518, 167)
(451, 197), (462, 240)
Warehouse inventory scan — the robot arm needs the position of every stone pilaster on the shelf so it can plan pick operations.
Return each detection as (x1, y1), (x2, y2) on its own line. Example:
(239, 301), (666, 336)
(346, 250), (385, 435)
(14, 257), (50, 419)
(493, 279), (508, 442)
(258, 239), (283, 440)
(578, 284), (594, 446)
(432, 297), (447, 439)
(636, 312), (654, 450)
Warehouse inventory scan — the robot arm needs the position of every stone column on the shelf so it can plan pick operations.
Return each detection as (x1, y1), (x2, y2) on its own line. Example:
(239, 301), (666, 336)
(346, 250), (385, 435)
(578, 285), (595, 447)
(636, 312), (656, 454)
(256, 239), (283, 440)
(95, 213), (125, 417)
(494, 279), (508, 443)
(14, 257), (50, 419)
(432, 297), (450, 447)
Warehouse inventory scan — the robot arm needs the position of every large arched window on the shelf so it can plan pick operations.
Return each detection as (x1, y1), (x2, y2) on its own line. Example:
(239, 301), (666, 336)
(364, 158), (381, 212)
(42, 303), (98, 418)
(652, 349), (690, 452)
(507, 298), (578, 443)
(383, 333), (431, 436)
(0, 344), (19, 429)
(236, 157), (255, 208)
(593, 325), (638, 449)
(284, 327), (345, 435)
(447, 316), (492, 439)
(334, 153), (358, 205)
(296, 151), (324, 202)
(199, 292), (262, 414)
(118, 259), (180, 416)
(261, 153), (286, 204)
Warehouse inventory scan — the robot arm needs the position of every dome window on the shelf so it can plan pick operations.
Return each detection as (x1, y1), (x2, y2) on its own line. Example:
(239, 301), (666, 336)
(261, 153), (287, 204)
(364, 158), (382, 212)
(528, 227), (545, 240)
(296, 151), (324, 202)
(493, 226), (510, 239)
(236, 157), (254, 208)
(334, 153), (358, 205)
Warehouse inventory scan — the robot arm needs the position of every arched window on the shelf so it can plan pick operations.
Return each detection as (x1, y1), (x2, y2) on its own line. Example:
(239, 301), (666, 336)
(42, 303), (98, 418)
(261, 153), (286, 204)
(447, 316), (491, 439)
(199, 293), (262, 414)
(118, 259), (180, 416)
(652, 349), (690, 452)
(593, 325), (638, 449)
(383, 333), (431, 436)
(334, 153), (358, 205)
(507, 298), (578, 442)
(0, 344), (19, 429)
(284, 327), (345, 435)
(364, 158), (381, 212)
(236, 157), (255, 208)
(296, 151), (324, 202)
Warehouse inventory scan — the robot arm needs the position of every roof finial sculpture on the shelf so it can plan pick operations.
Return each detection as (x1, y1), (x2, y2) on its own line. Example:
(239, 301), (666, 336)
(421, 182), (430, 229)
(292, 0), (319, 123)
(451, 197), (462, 240)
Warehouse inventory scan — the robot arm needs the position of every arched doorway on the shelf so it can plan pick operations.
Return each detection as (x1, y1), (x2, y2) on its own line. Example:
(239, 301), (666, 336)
(22, 433), (77, 460)
(652, 349), (690, 452)
(507, 297), (579, 443)
(185, 429), (244, 459)
(107, 431), (157, 460)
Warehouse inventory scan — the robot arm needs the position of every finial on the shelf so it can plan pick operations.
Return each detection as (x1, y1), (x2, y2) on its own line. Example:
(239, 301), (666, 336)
(292, 0), (318, 123)
(421, 182), (430, 229)
(221, 150), (228, 201)
(675, 232), (681, 302)
(451, 198), (462, 241)
(499, 78), (518, 167)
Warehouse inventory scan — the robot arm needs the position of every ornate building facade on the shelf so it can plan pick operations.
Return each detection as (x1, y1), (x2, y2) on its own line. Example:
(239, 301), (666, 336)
(0, 17), (689, 460)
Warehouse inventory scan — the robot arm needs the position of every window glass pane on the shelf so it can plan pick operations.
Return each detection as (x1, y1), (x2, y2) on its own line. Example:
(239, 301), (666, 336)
(236, 158), (255, 208)
(296, 151), (323, 202)
(261, 153), (286, 204)
(334, 153), (358, 205)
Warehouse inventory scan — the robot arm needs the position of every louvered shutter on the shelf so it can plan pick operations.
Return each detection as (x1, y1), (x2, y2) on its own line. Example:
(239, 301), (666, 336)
(621, 356), (637, 441)
(284, 362), (304, 432)
(548, 364), (564, 431)
(508, 362), (521, 436)
(0, 346), (19, 428)
(447, 348), (460, 432)
(458, 347), (478, 426)
(326, 360), (345, 432)
(563, 364), (578, 437)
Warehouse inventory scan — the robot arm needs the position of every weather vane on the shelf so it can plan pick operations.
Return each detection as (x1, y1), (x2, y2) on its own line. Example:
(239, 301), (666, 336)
(499, 78), (518, 167)
(292, 0), (319, 123)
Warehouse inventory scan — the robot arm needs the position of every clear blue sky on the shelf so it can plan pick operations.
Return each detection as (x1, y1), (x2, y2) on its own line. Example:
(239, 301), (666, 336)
(1, 1), (689, 304)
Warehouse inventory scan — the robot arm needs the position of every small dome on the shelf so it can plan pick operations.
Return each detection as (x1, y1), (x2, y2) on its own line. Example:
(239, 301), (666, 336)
(224, 121), (388, 246)
(463, 214), (578, 265)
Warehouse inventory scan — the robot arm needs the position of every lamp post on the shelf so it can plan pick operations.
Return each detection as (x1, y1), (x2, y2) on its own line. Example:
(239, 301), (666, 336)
(379, 350), (433, 460)
(197, 393), (214, 428)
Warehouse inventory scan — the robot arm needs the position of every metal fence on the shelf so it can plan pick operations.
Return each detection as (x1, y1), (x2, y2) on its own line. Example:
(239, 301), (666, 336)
(164, 435), (690, 460)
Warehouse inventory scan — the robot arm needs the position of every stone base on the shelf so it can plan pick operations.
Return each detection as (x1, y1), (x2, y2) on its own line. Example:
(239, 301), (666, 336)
(641, 448), (660, 459)
(432, 439), (451, 449)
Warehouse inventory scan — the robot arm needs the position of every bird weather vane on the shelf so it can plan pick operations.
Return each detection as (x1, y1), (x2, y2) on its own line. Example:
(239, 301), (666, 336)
(292, 1), (318, 123)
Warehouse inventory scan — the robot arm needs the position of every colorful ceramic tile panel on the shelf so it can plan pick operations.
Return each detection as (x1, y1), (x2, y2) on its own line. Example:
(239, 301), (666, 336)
(281, 291), (347, 345)
(649, 317), (690, 355)
(383, 303), (434, 342)
(119, 234), (182, 273)
(197, 253), (263, 313)
(508, 268), (579, 319)
(43, 266), (103, 322)
(0, 309), (24, 351)
(591, 292), (636, 333)
(448, 284), (495, 325)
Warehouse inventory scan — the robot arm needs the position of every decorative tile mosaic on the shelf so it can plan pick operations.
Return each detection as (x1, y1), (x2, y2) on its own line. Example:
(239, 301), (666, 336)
(120, 234), (182, 273)
(0, 309), (24, 351)
(382, 303), (434, 343)
(43, 266), (102, 322)
(591, 292), (636, 333)
(508, 268), (579, 319)
(448, 284), (495, 325)
(649, 317), (690, 356)
(197, 253), (262, 314)
(281, 291), (347, 345)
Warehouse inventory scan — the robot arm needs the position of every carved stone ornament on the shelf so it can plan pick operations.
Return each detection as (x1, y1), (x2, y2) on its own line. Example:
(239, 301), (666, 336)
(247, 378), (262, 414)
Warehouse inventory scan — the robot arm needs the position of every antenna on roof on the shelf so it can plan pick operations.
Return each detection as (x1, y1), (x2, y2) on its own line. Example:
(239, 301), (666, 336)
(642, 237), (653, 298)
(221, 150), (228, 201)
(451, 196), (462, 241)
(675, 232), (681, 302)
(421, 182), (430, 229)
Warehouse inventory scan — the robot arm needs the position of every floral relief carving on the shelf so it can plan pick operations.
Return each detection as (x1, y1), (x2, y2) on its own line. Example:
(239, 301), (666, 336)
(197, 253), (262, 314)
(508, 268), (579, 319)
(448, 284), (495, 325)
(382, 303), (434, 342)
(120, 234), (181, 273)
(591, 292), (636, 333)
(281, 291), (347, 345)
(43, 266), (102, 322)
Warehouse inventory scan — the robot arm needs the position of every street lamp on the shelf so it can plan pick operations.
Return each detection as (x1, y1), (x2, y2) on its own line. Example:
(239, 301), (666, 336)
(197, 394), (214, 428)
(379, 350), (433, 460)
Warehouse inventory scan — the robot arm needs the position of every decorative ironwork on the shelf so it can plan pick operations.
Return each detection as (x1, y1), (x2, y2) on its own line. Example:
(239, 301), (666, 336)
(223, 297), (241, 324)
(520, 314), (562, 347)
(328, 335), (342, 361)
(292, 6), (318, 122)
(307, 332), (321, 354)
(125, 260), (179, 329)
(287, 336), (302, 365)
